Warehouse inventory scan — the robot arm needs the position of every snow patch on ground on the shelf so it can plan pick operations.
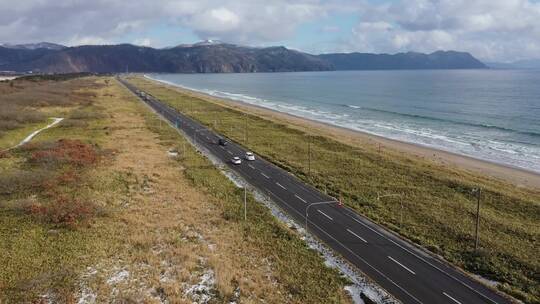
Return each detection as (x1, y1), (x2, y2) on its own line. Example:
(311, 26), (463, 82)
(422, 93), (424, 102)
(106, 269), (130, 285)
(77, 267), (98, 304)
(471, 274), (499, 288)
(0, 76), (18, 81)
(345, 285), (365, 304)
(183, 267), (216, 303)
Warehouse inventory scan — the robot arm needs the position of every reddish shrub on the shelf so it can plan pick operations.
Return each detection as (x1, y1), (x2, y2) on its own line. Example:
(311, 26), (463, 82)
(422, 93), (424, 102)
(29, 139), (99, 167)
(56, 170), (80, 185)
(25, 195), (97, 229)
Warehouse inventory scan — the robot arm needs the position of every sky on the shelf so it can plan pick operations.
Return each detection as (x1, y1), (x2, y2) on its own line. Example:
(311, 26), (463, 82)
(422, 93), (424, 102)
(1, 0), (540, 62)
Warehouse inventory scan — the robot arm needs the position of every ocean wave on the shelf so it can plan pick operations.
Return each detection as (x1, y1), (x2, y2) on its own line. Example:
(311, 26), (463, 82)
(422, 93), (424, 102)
(341, 104), (540, 138)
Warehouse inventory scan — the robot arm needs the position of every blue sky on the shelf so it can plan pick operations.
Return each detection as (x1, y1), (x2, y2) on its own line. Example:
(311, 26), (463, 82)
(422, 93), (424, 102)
(1, 0), (540, 62)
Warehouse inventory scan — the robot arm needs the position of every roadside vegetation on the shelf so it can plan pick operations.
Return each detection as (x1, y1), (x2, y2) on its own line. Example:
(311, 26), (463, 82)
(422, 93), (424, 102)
(1, 76), (352, 303)
(130, 76), (540, 304)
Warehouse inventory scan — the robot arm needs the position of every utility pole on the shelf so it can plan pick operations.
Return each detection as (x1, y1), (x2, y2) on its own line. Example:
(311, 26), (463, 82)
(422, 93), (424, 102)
(473, 188), (482, 251)
(308, 137), (312, 176)
(244, 114), (248, 143)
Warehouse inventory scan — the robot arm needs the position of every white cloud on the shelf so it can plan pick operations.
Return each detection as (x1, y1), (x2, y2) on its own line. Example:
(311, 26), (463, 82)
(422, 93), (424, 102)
(188, 7), (240, 33)
(0, 0), (330, 47)
(133, 38), (153, 47)
(66, 35), (112, 46)
(347, 0), (540, 62)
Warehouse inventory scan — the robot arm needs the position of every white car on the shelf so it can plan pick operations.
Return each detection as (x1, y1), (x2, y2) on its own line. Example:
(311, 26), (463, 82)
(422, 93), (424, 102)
(245, 151), (255, 161)
(232, 156), (242, 165)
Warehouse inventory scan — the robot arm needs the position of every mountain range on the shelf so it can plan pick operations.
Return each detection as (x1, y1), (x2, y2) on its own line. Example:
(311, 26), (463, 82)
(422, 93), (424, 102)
(0, 41), (487, 73)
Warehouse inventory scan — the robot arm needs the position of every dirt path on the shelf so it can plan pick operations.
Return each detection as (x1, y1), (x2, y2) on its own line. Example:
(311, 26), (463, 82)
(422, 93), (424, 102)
(3, 117), (64, 151)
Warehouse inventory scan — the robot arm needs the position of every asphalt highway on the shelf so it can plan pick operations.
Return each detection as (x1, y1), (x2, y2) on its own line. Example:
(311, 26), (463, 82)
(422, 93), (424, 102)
(118, 77), (513, 304)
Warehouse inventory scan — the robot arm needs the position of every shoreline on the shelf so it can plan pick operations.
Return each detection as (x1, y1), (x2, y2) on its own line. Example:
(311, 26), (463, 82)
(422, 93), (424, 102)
(144, 75), (540, 189)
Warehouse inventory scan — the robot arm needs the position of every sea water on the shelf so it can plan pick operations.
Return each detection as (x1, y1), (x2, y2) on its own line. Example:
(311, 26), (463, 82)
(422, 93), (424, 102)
(147, 70), (540, 173)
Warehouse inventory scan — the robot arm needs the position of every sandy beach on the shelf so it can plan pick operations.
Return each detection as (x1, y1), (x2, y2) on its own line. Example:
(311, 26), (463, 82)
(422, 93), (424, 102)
(146, 76), (540, 190)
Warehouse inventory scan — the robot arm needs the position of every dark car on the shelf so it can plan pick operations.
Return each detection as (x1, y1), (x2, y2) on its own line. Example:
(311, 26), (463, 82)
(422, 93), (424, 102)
(218, 138), (228, 146)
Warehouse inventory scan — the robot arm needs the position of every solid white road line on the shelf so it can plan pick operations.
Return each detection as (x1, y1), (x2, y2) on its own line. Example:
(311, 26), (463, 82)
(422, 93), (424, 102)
(317, 210), (333, 221)
(346, 228), (368, 243)
(443, 292), (463, 304)
(261, 172), (270, 179)
(388, 256), (416, 275)
(294, 194), (307, 204)
(276, 182), (286, 189)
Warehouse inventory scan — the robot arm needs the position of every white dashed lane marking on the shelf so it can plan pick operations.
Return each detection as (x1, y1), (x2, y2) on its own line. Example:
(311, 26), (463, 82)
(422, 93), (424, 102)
(276, 182), (286, 189)
(388, 256), (416, 275)
(317, 210), (333, 221)
(443, 292), (462, 304)
(294, 194), (307, 204)
(347, 228), (368, 243)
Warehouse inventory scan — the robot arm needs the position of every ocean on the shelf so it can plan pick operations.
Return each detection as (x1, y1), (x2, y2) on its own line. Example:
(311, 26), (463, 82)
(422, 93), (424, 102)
(147, 70), (540, 174)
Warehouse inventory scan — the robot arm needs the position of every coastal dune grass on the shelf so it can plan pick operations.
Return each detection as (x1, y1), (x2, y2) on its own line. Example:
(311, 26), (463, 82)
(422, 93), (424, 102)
(130, 76), (540, 304)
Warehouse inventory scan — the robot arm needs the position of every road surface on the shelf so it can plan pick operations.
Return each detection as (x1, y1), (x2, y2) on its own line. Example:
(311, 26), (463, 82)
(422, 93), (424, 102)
(118, 77), (513, 304)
